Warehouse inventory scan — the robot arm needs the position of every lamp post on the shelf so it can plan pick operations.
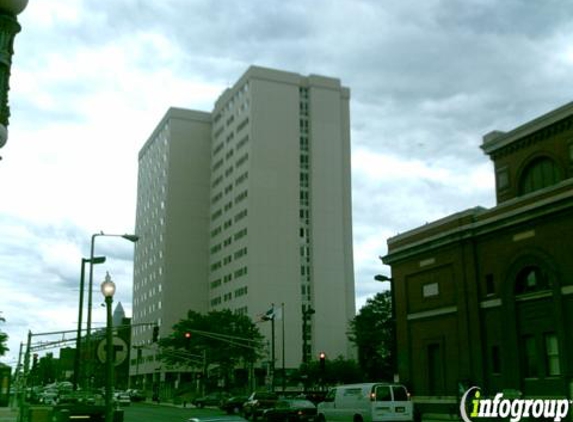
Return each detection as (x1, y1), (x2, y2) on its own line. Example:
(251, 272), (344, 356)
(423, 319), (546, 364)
(73, 255), (106, 391)
(374, 271), (398, 382)
(301, 307), (315, 394)
(85, 232), (138, 386)
(101, 272), (116, 422)
(0, 0), (28, 152)
(301, 307), (315, 364)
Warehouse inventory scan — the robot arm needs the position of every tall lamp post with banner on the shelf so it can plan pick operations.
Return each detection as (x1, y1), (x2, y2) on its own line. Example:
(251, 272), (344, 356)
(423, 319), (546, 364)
(0, 0), (28, 154)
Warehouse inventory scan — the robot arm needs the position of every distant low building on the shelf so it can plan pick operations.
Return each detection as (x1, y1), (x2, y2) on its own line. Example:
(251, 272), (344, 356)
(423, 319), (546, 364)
(383, 102), (573, 414)
(58, 347), (75, 381)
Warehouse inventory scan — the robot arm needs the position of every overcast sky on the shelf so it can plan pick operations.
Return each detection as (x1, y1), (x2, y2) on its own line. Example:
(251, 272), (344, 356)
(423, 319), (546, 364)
(1, 0), (572, 366)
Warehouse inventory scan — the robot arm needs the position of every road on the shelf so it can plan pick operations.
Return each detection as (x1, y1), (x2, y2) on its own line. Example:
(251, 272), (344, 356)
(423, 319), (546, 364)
(123, 402), (228, 422)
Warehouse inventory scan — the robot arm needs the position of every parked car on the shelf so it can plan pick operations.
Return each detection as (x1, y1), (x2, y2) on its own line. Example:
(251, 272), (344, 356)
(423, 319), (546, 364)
(317, 383), (413, 422)
(242, 392), (279, 421)
(126, 389), (144, 402)
(263, 399), (317, 422)
(221, 395), (249, 414)
(114, 392), (132, 406)
(187, 416), (249, 422)
(39, 391), (58, 405)
(193, 392), (231, 408)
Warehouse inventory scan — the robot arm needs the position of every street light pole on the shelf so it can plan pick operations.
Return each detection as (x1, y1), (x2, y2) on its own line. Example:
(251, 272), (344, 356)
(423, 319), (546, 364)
(85, 232), (138, 387)
(270, 308), (275, 392)
(101, 272), (116, 422)
(281, 303), (285, 392)
(73, 256), (106, 391)
(374, 270), (398, 382)
(302, 307), (315, 364)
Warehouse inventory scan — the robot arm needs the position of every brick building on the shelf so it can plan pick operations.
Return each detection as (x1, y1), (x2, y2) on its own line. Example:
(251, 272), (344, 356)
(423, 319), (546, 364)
(382, 102), (573, 415)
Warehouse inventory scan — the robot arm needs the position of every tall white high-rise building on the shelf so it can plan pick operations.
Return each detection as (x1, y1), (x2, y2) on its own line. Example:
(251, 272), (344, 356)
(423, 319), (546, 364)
(130, 66), (355, 390)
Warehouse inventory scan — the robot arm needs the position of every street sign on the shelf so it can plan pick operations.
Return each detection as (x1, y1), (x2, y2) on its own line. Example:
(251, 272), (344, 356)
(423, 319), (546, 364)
(97, 337), (128, 366)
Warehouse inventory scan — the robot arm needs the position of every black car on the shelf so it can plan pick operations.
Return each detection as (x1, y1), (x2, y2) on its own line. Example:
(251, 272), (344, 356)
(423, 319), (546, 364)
(220, 395), (249, 414)
(242, 392), (279, 420)
(263, 399), (317, 422)
(193, 392), (231, 408)
(187, 416), (249, 422)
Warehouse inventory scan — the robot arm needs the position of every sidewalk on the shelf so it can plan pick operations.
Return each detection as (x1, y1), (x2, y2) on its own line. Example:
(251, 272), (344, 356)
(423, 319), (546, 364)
(0, 407), (17, 422)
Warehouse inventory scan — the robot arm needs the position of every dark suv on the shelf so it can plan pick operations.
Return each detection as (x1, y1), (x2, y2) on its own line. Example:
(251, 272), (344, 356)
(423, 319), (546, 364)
(193, 392), (230, 408)
(242, 392), (278, 420)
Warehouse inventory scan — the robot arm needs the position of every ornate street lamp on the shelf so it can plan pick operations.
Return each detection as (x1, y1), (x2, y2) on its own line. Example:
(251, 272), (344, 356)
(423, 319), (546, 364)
(0, 0), (28, 150)
(101, 272), (116, 422)
(85, 232), (138, 386)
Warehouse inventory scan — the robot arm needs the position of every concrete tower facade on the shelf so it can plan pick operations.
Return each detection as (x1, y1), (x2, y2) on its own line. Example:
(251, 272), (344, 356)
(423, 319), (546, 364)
(130, 66), (355, 388)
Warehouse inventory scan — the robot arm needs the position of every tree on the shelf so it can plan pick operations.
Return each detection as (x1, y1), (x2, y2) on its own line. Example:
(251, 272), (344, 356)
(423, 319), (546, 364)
(0, 313), (8, 357)
(294, 355), (362, 388)
(348, 291), (394, 381)
(159, 309), (264, 388)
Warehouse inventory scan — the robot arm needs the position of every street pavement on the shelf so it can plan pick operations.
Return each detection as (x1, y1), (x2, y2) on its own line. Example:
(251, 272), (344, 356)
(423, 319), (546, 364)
(124, 402), (226, 422)
(0, 407), (17, 422)
(0, 401), (225, 422)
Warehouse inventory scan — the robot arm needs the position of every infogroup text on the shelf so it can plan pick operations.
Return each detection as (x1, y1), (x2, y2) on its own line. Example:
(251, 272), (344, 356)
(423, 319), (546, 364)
(460, 387), (571, 422)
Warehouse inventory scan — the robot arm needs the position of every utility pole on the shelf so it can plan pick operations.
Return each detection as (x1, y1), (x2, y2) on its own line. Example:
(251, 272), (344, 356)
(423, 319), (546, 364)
(202, 350), (207, 396)
(281, 303), (285, 392)
(270, 308), (275, 392)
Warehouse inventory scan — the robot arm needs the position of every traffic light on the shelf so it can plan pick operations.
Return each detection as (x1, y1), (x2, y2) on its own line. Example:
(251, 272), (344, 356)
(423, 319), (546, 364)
(32, 353), (38, 370)
(319, 351), (326, 373)
(184, 332), (191, 348)
(152, 326), (159, 342)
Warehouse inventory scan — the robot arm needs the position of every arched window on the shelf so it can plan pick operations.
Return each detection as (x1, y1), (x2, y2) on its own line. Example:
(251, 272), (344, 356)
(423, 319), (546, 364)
(519, 157), (562, 195)
(515, 266), (550, 294)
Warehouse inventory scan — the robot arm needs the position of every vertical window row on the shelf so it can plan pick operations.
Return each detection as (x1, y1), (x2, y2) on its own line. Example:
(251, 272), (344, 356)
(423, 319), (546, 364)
(299, 86), (313, 360)
(209, 82), (251, 308)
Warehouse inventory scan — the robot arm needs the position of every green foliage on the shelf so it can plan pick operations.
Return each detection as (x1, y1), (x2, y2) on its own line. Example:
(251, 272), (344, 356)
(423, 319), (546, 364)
(348, 291), (394, 381)
(0, 313), (8, 357)
(159, 309), (264, 373)
(294, 355), (362, 388)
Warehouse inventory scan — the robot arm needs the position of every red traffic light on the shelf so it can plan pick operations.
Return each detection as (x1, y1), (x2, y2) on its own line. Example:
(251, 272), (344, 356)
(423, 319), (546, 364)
(319, 352), (326, 360)
(184, 332), (191, 339)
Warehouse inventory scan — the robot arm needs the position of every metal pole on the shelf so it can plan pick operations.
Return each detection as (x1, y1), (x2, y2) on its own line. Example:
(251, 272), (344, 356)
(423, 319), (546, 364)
(11, 342), (23, 409)
(302, 312), (307, 364)
(73, 258), (87, 391)
(270, 311), (275, 392)
(104, 295), (114, 422)
(202, 350), (207, 396)
(19, 331), (31, 422)
(135, 347), (141, 389)
(281, 303), (285, 392)
(85, 233), (98, 388)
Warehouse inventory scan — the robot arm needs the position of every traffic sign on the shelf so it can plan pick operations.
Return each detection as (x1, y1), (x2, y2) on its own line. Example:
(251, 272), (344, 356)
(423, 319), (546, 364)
(97, 337), (128, 366)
